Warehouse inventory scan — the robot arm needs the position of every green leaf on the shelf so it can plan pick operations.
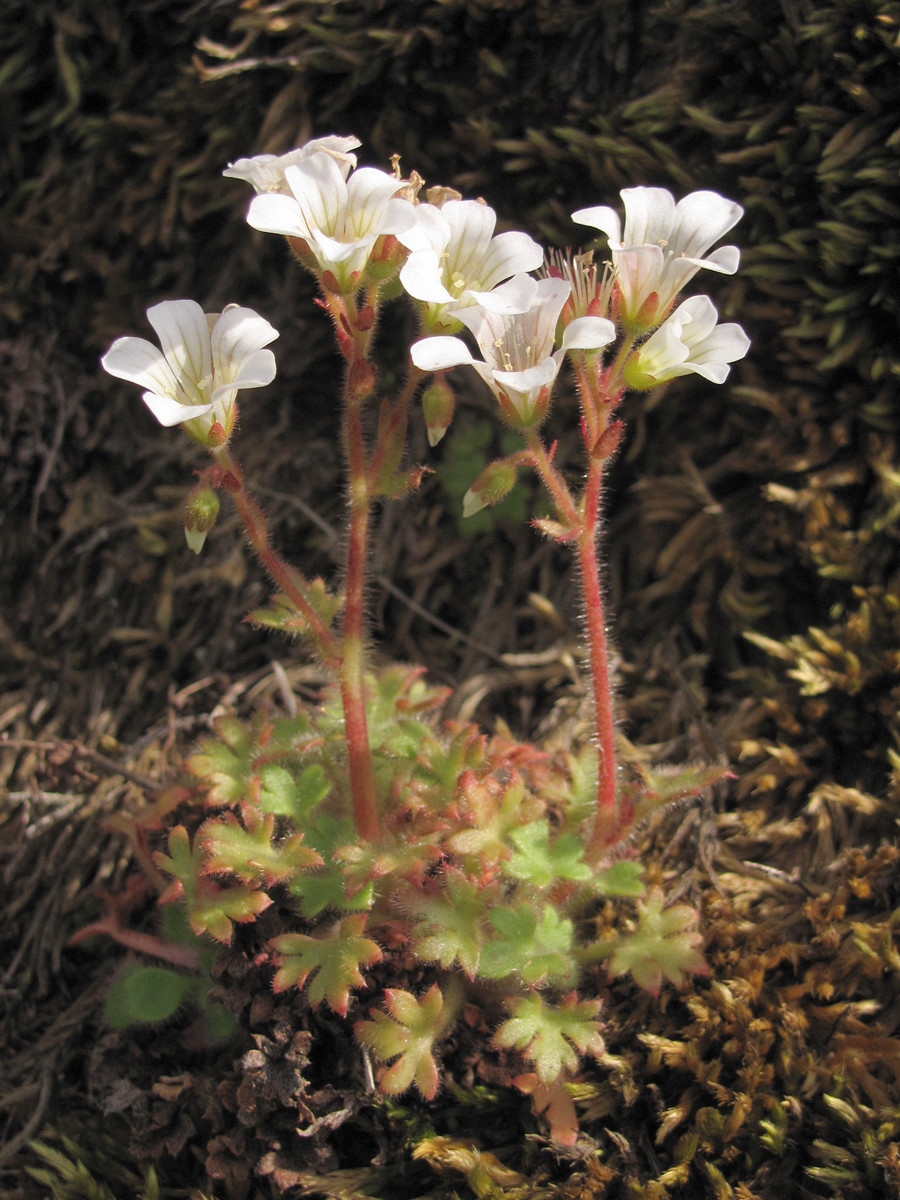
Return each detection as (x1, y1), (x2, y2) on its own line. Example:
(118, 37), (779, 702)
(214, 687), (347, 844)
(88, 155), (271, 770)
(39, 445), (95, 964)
(480, 902), (576, 987)
(408, 868), (491, 977)
(608, 886), (709, 996)
(505, 819), (592, 888)
(105, 965), (193, 1027)
(355, 983), (449, 1099)
(593, 859), (645, 897)
(154, 824), (272, 943)
(494, 992), (605, 1084)
(245, 576), (342, 637)
(199, 811), (322, 885)
(289, 867), (375, 918)
(271, 913), (382, 1015)
(447, 769), (534, 866)
(186, 709), (316, 809)
(259, 761), (331, 820)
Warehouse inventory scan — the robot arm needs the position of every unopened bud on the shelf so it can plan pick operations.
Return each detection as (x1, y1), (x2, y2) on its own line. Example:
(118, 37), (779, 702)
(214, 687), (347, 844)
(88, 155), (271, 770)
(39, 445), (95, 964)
(206, 421), (228, 448)
(364, 234), (407, 283)
(625, 289), (661, 333)
(421, 377), (455, 446)
(462, 459), (517, 518)
(184, 485), (220, 554)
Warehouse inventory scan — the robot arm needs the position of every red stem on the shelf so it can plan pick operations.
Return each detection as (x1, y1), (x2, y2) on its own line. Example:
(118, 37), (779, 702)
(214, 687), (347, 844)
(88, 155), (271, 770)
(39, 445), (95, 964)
(215, 448), (341, 666)
(578, 460), (619, 853)
(339, 382), (381, 842)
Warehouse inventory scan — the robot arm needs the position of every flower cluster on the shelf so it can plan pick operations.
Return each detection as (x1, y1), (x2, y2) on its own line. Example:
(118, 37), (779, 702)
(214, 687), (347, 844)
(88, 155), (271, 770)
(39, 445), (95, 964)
(103, 137), (749, 455)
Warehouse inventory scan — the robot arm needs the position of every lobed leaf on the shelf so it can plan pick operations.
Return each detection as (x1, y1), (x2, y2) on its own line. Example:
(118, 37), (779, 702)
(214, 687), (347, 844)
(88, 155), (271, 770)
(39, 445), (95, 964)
(408, 867), (492, 977)
(271, 912), (382, 1016)
(494, 992), (605, 1085)
(504, 818), (592, 888)
(480, 902), (577, 987)
(199, 810), (322, 885)
(355, 983), (448, 1099)
(608, 886), (709, 996)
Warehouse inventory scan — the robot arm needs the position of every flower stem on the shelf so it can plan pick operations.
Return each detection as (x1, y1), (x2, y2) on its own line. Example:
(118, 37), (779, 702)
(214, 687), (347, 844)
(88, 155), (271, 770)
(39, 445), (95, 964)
(577, 464), (619, 853)
(340, 380), (381, 843)
(326, 290), (382, 843)
(571, 355), (630, 854)
(214, 448), (341, 666)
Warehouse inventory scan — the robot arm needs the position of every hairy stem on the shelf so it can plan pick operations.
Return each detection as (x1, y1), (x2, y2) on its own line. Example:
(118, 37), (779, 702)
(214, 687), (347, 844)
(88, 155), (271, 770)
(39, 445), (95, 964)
(577, 464), (619, 851)
(325, 289), (381, 843)
(340, 379), (380, 842)
(214, 448), (341, 666)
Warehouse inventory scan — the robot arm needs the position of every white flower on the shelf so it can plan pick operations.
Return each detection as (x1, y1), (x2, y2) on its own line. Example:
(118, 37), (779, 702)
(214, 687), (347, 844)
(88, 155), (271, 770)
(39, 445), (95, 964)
(223, 135), (361, 194)
(398, 200), (544, 329)
(101, 300), (278, 442)
(624, 295), (750, 388)
(245, 153), (416, 292)
(411, 276), (616, 426)
(572, 187), (742, 327)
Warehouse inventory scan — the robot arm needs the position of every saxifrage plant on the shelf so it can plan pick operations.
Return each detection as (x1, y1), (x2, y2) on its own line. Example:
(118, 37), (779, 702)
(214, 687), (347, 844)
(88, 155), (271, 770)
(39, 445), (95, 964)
(83, 133), (749, 1146)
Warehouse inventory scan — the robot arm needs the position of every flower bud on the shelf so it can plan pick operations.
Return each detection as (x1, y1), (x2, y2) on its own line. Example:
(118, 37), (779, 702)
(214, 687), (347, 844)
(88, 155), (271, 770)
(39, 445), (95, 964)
(184, 485), (220, 555)
(462, 459), (517, 518)
(420, 376), (455, 446)
(364, 234), (407, 283)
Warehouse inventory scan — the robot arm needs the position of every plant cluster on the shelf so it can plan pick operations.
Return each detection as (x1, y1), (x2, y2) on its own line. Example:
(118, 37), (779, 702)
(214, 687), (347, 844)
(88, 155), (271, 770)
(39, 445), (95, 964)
(88, 135), (749, 1146)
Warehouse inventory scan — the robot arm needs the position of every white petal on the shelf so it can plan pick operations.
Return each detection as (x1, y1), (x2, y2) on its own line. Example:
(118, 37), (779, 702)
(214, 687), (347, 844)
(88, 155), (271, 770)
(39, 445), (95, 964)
(397, 204), (449, 253)
(101, 336), (179, 397)
(379, 196), (419, 238)
(142, 391), (212, 427)
(670, 295), (719, 342)
(410, 336), (476, 373)
(702, 244), (741, 275)
(210, 349), (277, 401)
(246, 192), (307, 238)
(146, 300), (212, 399)
(211, 306), (279, 384)
(571, 204), (622, 245)
(620, 187), (676, 247)
(222, 154), (280, 191)
(465, 274), (539, 314)
(476, 229), (544, 290)
(301, 135), (361, 178)
(613, 244), (665, 309)
(345, 167), (408, 237)
(493, 356), (559, 395)
(442, 201), (497, 281)
(671, 191), (743, 258)
(284, 156), (346, 238)
(560, 315), (617, 353)
(400, 249), (455, 304)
